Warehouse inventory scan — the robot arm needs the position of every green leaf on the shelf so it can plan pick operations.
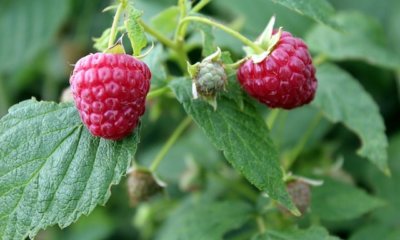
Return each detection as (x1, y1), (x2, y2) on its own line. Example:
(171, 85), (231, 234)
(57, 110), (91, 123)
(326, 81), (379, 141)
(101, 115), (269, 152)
(253, 225), (339, 240)
(170, 77), (297, 214)
(150, 6), (180, 37)
(269, 0), (337, 28)
(312, 64), (389, 174)
(156, 200), (252, 240)
(93, 28), (112, 52)
(311, 178), (384, 221)
(306, 12), (400, 70)
(0, 100), (139, 239)
(125, 4), (147, 56)
(0, 0), (69, 73)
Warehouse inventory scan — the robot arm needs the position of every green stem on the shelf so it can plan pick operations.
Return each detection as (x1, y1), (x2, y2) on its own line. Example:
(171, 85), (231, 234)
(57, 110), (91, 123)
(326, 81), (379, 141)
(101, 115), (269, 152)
(174, 0), (189, 42)
(146, 87), (171, 101)
(108, 3), (124, 48)
(284, 112), (323, 170)
(191, 0), (210, 13)
(266, 109), (280, 130)
(256, 216), (266, 233)
(150, 117), (192, 171)
(178, 16), (264, 54)
(138, 19), (176, 49)
(313, 54), (328, 66)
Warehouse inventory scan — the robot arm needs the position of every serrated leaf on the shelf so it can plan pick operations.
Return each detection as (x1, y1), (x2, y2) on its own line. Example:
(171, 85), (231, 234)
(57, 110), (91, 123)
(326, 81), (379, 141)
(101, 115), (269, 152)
(311, 178), (384, 221)
(150, 6), (180, 37)
(312, 64), (389, 174)
(306, 12), (400, 70)
(169, 77), (297, 213)
(0, 0), (68, 73)
(253, 225), (339, 240)
(269, 0), (337, 28)
(125, 4), (147, 56)
(0, 100), (139, 239)
(93, 28), (112, 52)
(156, 200), (252, 240)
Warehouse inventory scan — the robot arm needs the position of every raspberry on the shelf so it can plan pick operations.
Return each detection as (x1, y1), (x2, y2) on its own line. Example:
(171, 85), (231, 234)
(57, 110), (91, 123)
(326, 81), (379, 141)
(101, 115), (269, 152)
(70, 53), (151, 140)
(285, 180), (311, 215)
(194, 61), (227, 98)
(237, 31), (317, 109)
(127, 169), (164, 206)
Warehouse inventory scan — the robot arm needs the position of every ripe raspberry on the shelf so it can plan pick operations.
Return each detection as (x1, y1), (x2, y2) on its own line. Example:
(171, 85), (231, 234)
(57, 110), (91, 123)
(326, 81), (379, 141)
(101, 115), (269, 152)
(237, 31), (317, 109)
(70, 53), (151, 140)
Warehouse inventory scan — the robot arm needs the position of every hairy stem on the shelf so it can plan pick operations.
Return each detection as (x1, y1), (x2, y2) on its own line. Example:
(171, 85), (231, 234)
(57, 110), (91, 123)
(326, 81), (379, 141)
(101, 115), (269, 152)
(284, 112), (323, 170)
(108, 3), (124, 48)
(191, 0), (211, 13)
(178, 16), (264, 54)
(138, 19), (176, 49)
(147, 87), (171, 101)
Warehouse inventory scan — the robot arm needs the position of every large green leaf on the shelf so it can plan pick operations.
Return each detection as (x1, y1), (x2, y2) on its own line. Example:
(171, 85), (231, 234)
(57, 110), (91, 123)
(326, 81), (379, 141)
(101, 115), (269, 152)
(270, 0), (337, 28)
(253, 225), (339, 240)
(170, 77), (297, 214)
(311, 178), (384, 221)
(306, 12), (400, 70)
(0, 0), (69, 73)
(156, 200), (252, 240)
(0, 100), (139, 239)
(312, 64), (389, 174)
(125, 4), (147, 56)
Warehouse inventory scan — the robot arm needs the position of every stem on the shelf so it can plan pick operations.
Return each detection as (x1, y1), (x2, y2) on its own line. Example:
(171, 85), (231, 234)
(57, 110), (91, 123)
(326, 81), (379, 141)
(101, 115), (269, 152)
(146, 87), (171, 101)
(138, 19), (176, 49)
(313, 54), (328, 66)
(149, 117), (192, 171)
(284, 112), (323, 170)
(108, 3), (124, 48)
(256, 216), (266, 233)
(266, 109), (280, 130)
(178, 16), (264, 54)
(174, 0), (189, 42)
(191, 0), (210, 13)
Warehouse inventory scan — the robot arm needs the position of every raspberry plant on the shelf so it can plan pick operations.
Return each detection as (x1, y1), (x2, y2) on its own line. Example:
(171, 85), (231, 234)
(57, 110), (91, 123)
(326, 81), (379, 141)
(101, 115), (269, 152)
(1, 0), (400, 239)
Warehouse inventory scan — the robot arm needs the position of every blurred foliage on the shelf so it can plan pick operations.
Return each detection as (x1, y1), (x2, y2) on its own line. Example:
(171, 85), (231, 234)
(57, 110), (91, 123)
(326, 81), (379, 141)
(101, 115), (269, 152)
(0, 0), (400, 239)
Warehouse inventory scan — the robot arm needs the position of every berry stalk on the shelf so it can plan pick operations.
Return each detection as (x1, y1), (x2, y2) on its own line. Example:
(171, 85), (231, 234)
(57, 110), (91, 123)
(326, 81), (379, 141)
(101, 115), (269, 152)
(178, 16), (264, 54)
(149, 117), (192, 172)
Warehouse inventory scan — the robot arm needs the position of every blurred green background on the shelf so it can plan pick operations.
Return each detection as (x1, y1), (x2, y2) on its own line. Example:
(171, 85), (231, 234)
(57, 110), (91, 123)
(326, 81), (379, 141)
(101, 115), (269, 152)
(1, 0), (400, 239)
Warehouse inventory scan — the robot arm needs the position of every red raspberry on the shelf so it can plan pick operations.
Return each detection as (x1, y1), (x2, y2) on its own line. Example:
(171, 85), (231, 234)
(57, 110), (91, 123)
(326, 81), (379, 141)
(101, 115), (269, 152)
(237, 31), (317, 109)
(70, 53), (151, 140)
